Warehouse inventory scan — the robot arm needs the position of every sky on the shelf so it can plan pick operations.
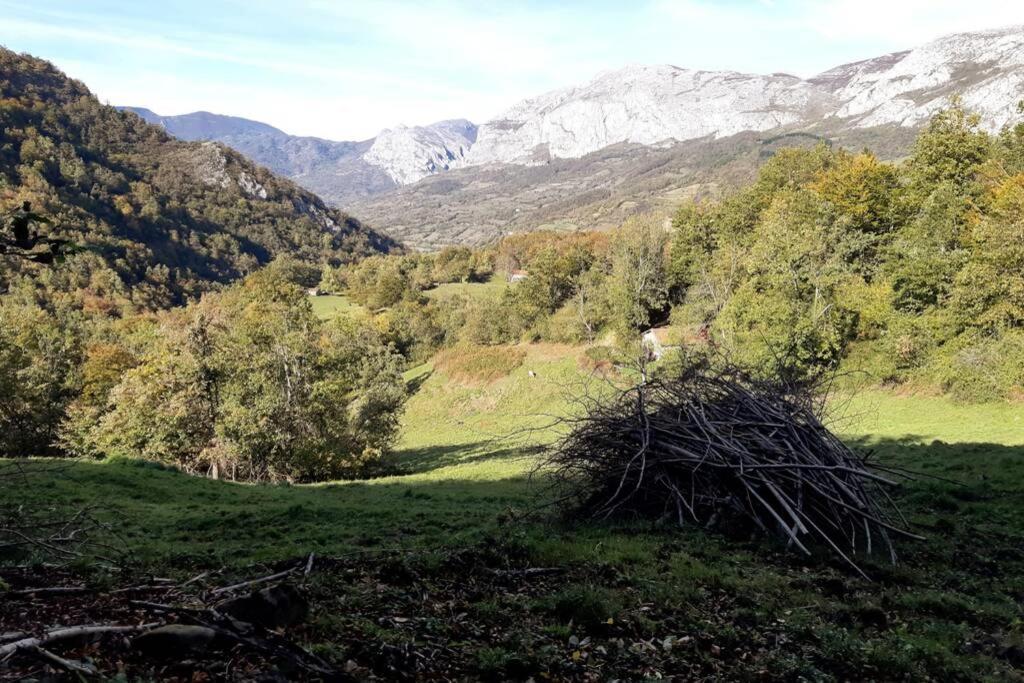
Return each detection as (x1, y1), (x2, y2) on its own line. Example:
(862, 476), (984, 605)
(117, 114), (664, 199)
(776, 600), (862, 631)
(2, 1), (1024, 141)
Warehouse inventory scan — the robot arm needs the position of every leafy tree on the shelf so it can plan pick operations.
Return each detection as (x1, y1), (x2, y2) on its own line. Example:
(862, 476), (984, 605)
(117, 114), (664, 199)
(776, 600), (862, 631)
(74, 273), (407, 481)
(949, 173), (1024, 331)
(607, 217), (670, 336)
(812, 151), (904, 276)
(0, 298), (82, 455)
(668, 202), (717, 294)
(906, 98), (991, 200)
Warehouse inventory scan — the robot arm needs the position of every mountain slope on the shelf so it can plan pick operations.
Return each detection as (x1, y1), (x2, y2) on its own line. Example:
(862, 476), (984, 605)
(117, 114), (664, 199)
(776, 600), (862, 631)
(348, 122), (917, 249)
(120, 108), (478, 205)
(811, 25), (1024, 129)
(1, 48), (396, 305)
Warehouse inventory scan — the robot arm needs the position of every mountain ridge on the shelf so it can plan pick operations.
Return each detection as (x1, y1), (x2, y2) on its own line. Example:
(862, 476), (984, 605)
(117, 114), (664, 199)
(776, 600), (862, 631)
(124, 25), (1024, 249)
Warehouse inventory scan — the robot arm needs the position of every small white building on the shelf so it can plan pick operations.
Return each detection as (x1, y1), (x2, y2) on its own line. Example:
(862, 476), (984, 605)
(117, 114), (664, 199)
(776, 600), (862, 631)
(508, 269), (529, 283)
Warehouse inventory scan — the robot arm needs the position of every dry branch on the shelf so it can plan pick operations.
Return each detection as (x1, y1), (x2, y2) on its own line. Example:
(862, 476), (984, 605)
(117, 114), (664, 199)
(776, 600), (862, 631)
(24, 645), (98, 677)
(210, 567), (298, 596)
(0, 623), (157, 659)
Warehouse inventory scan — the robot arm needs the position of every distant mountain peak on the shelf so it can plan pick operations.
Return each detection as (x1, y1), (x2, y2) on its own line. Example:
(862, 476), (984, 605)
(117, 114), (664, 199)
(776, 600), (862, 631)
(119, 107), (287, 139)
(364, 119), (478, 184)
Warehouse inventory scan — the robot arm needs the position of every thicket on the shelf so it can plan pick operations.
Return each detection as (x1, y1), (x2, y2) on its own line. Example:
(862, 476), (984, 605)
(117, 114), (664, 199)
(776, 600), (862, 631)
(1, 259), (407, 480)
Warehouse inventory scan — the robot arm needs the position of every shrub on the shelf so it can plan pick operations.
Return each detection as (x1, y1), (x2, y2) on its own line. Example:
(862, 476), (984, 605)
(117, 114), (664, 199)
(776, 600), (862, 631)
(929, 330), (1024, 402)
(72, 275), (408, 482)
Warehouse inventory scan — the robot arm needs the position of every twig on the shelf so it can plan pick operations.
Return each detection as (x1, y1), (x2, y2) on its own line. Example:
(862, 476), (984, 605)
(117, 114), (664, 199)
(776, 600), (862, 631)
(24, 644), (98, 677)
(487, 567), (565, 578)
(210, 565), (301, 596)
(9, 586), (90, 597)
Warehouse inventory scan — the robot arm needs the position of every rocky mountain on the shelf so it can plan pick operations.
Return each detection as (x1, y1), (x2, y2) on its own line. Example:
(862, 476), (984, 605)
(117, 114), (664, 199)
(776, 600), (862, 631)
(351, 25), (1024, 248)
(460, 26), (1024, 171)
(810, 25), (1024, 130)
(119, 107), (477, 205)
(364, 120), (477, 184)
(127, 25), (1024, 249)
(462, 65), (830, 166)
(1, 48), (395, 304)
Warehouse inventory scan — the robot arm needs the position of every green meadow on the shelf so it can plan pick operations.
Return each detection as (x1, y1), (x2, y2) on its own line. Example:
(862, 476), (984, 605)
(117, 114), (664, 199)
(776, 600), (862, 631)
(4, 343), (1023, 679)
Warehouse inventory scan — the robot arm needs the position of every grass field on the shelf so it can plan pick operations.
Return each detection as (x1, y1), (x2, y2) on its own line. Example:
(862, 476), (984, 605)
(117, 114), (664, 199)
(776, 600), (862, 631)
(4, 344), (1023, 680)
(309, 293), (364, 320)
(423, 278), (510, 301)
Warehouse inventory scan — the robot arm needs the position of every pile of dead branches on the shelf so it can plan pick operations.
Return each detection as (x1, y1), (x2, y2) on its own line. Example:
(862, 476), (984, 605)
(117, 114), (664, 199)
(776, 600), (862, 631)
(543, 364), (921, 576)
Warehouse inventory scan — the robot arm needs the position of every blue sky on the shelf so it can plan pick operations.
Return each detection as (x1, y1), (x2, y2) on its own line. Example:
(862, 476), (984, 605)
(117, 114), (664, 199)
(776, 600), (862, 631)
(3, 1), (1024, 140)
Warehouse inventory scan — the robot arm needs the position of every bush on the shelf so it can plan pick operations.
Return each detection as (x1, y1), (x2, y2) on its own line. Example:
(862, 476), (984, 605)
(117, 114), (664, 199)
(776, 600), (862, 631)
(71, 274), (408, 481)
(929, 330), (1024, 402)
(460, 296), (522, 345)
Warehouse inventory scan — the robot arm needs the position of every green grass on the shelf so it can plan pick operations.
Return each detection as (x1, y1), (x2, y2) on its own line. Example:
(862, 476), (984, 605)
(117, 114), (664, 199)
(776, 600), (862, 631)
(309, 294), (364, 320)
(423, 278), (509, 301)
(5, 344), (1024, 679)
(836, 389), (1024, 445)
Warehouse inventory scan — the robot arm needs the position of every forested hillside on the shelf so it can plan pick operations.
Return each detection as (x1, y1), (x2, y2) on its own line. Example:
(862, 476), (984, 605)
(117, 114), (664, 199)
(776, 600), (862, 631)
(327, 101), (1024, 402)
(0, 48), (396, 308)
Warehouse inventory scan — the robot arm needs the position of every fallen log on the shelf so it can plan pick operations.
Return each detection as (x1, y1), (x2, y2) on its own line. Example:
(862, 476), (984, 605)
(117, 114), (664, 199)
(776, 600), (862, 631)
(0, 623), (158, 659)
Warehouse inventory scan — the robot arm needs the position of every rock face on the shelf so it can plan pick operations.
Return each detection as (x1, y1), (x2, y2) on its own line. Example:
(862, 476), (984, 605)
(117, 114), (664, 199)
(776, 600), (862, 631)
(464, 65), (828, 166)
(811, 25), (1024, 131)
(466, 27), (1024, 166)
(364, 119), (477, 184)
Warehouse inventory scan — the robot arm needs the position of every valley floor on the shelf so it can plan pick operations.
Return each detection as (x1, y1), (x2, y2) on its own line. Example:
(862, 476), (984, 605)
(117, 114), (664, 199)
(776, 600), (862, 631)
(3, 345), (1023, 680)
